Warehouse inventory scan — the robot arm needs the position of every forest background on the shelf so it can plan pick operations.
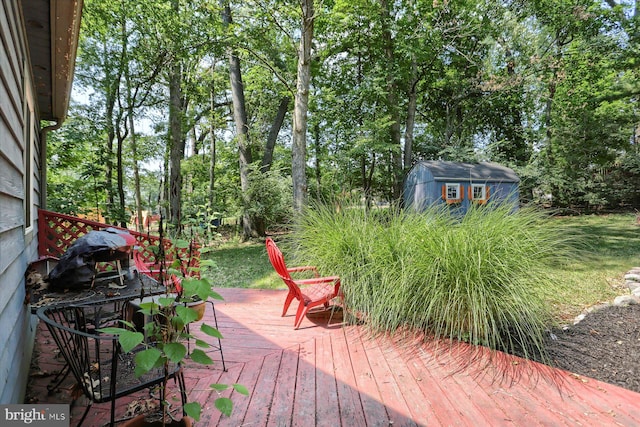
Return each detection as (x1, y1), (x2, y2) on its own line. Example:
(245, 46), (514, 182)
(47, 0), (640, 239)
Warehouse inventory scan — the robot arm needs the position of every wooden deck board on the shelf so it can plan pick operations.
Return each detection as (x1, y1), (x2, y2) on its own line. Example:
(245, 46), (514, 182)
(291, 340), (316, 427)
(27, 287), (640, 426)
(314, 334), (341, 427)
(266, 346), (298, 427)
(331, 329), (367, 426)
(343, 329), (391, 427)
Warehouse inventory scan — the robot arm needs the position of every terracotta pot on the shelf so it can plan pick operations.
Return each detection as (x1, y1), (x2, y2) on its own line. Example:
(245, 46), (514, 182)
(122, 414), (193, 427)
(185, 298), (206, 321)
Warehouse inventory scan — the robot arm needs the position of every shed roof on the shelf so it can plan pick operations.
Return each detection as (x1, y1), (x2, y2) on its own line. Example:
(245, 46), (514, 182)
(416, 161), (519, 183)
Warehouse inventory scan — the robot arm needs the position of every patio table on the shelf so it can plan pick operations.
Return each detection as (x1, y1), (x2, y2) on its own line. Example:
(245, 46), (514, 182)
(28, 271), (167, 314)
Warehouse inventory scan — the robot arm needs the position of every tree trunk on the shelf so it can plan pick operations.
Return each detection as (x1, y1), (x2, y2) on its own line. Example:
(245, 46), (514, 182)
(169, 59), (184, 232)
(222, 1), (256, 239)
(404, 58), (418, 172)
(103, 38), (123, 225)
(380, 0), (403, 201)
(313, 121), (321, 200)
(167, 0), (184, 232)
(208, 65), (217, 210)
(261, 96), (290, 173)
(116, 129), (126, 228)
(122, 17), (143, 233)
(292, 0), (314, 213)
(104, 90), (116, 225)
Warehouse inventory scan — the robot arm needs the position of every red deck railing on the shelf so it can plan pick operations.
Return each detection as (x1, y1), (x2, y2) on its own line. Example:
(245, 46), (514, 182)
(37, 209), (198, 273)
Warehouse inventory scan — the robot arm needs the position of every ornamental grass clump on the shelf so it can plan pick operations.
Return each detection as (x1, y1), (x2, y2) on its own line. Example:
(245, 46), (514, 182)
(293, 202), (574, 359)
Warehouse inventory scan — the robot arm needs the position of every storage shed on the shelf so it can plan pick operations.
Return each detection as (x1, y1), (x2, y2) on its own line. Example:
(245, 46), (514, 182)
(404, 161), (519, 213)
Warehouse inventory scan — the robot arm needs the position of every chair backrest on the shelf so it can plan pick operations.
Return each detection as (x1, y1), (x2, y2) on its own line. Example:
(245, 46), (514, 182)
(38, 303), (179, 404)
(265, 238), (291, 280)
(265, 238), (303, 298)
(37, 304), (121, 403)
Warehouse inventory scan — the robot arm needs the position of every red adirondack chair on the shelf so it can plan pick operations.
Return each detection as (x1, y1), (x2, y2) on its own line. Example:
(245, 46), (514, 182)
(265, 238), (341, 329)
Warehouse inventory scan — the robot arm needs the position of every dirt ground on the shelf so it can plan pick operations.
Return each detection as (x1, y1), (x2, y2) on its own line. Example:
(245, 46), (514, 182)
(538, 303), (640, 394)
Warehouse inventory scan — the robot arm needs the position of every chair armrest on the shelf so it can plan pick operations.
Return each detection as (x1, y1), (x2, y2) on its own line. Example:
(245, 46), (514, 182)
(294, 276), (340, 286)
(287, 266), (319, 277)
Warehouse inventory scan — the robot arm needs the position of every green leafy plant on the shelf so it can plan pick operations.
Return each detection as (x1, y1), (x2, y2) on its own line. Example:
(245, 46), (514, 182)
(101, 240), (248, 424)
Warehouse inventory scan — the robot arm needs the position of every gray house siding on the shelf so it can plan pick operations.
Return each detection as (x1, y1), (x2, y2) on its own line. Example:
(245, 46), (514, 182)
(0, 0), (41, 403)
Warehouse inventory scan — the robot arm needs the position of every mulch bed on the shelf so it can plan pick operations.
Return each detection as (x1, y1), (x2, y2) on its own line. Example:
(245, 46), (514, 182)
(537, 303), (640, 394)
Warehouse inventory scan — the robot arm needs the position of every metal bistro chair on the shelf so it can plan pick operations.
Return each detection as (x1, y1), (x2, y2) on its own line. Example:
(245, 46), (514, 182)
(266, 238), (342, 329)
(36, 303), (187, 427)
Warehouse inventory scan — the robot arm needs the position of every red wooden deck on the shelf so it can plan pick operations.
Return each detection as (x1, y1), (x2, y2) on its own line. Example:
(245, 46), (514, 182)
(28, 288), (640, 426)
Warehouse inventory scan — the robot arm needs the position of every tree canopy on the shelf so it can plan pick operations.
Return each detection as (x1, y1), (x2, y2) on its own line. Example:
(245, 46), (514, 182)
(48, 0), (640, 235)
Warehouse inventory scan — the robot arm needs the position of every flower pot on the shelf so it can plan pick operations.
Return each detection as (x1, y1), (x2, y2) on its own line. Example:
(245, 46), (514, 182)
(184, 298), (206, 321)
(123, 414), (193, 427)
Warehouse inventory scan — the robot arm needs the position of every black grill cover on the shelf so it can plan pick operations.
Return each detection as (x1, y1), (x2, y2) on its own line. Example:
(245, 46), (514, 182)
(47, 228), (136, 290)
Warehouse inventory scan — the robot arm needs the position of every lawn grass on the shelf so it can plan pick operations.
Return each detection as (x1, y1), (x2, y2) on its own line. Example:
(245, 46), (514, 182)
(543, 213), (640, 322)
(200, 213), (640, 325)
(201, 242), (284, 289)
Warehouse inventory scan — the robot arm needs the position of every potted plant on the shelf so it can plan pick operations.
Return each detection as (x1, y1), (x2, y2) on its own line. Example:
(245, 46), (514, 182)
(101, 238), (247, 426)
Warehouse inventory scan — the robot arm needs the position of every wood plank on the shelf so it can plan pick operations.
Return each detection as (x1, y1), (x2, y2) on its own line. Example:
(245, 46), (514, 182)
(292, 339), (316, 427)
(343, 327), (390, 426)
(242, 350), (283, 425)
(331, 328), (367, 426)
(413, 343), (497, 425)
(402, 351), (470, 427)
(315, 333), (340, 426)
(0, 156), (24, 201)
(198, 363), (245, 426)
(548, 373), (640, 426)
(360, 335), (417, 427)
(266, 345), (299, 427)
(217, 357), (265, 427)
(380, 341), (442, 426)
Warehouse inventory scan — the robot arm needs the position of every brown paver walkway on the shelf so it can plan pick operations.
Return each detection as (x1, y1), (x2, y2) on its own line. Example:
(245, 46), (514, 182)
(28, 288), (640, 426)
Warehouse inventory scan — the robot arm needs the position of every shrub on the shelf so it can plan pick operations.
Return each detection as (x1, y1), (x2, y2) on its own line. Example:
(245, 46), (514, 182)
(292, 202), (574, 359)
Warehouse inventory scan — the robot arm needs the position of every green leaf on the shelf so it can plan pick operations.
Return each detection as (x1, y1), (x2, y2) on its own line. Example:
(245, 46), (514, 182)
(194, 338), (211, 348)
(118, 331), (144, 353)
(210, 383), (229, 392)
(138, 301), (159, 315)
(209, 290), (224, 301)
(157, 296), (176, 307)
(174, 239), (190, 249)
(134, 348), (162, 376)
(163, 342), (187, 363)
(190, 349), (214, 365)
(201, 323), (223, 339)
(97, 327), (127, 335)
(215, 397), (233, 416)
(181, 278), (214, 301)
(168, 266), (181, 275)
(199, 259), (216, 267)
(233, 384), (249, 395)
(175, 304), (199, 324)
(183, 402), (201, 421)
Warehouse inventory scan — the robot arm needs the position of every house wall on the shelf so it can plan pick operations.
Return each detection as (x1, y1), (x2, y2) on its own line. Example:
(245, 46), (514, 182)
(0, 0), (41, 403)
